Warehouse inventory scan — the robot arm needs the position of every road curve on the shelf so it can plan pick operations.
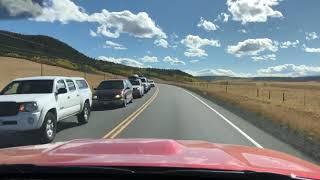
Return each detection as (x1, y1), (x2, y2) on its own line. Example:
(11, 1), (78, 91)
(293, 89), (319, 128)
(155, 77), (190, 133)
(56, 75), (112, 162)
(118, 84), (314, 162)
(0, 83), (314, 163)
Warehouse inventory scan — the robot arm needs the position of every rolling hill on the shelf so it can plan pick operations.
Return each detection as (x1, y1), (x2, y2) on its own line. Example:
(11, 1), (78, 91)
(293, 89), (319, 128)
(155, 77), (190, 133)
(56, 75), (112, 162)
(0, 30), (196, 82)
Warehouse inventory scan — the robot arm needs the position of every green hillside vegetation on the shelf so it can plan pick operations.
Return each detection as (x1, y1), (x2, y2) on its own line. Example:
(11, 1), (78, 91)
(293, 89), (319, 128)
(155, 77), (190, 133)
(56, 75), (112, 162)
(0, 30), (197, 82)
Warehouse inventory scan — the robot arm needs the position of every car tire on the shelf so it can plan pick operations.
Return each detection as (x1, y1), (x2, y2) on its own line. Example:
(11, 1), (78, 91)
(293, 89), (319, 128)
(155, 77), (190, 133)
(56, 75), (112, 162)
(78, 101), (91, 124)
(39, 112), (57, 144)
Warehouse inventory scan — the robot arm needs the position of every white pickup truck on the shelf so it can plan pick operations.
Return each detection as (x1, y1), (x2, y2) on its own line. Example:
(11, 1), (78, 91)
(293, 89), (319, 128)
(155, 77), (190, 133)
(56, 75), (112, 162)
(0, 76), (92, 143)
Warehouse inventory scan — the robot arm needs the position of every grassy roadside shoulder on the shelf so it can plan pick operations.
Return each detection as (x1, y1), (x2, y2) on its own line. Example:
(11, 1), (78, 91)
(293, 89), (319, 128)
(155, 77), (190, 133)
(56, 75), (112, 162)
(164, 81), (320, 162)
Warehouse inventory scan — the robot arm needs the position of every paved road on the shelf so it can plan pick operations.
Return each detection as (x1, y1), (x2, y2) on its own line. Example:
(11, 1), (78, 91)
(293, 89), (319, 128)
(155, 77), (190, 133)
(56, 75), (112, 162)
(118, 84), (313, 162)
(0, 84), (313, 162)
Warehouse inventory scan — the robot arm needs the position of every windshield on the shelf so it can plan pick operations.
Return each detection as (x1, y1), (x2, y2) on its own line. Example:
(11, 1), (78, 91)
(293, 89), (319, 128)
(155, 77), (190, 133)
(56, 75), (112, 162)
(0, 0), (320, 178)
(1, 80), (53, 95)
(97, 81), (124, 90)
(130, 80), (140, 86)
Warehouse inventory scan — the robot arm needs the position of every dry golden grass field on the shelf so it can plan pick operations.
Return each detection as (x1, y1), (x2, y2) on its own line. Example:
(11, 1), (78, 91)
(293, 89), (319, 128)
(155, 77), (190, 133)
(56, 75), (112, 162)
(0, 56), (123, 89)
(178, 81), (320, 142)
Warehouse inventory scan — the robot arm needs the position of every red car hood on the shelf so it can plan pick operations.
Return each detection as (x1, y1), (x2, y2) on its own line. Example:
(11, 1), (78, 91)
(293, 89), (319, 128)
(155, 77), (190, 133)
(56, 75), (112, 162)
(0, 139), (319, 179)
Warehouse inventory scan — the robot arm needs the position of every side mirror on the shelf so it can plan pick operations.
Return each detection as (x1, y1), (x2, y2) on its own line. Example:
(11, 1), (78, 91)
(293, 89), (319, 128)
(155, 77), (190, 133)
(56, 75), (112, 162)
(56, 88), (67, 95)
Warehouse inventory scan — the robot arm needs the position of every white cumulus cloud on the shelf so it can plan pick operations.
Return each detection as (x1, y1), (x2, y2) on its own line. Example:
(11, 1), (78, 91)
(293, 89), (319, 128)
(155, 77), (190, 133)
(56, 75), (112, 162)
(98, 56), (144, 68)
(197, 17), (219, 31)
(216, 13), (230, 23)
(185, 69), (251, 77)
(33, 0), (89, 23)
(227, 38), (278, 57)
(302, 44), (320, 53)
(0, 0), (43, 17)
(251, 54), (276, 61)
(154, 39), (169, 48)
(103, 40), (127, 50)
(184, 48), (208, 58)
(189, 60), (200, 63)
(89, 29), (97, 37)
(257, 64), (320, 77)
(227, 0), (283, 24)
(90, 10), (167, 39)
(279, 40), (299, 49)
(140, 56), (159, 63)
(181, 35), (220, 57)
(306, 32), (319, 41)
(186, 64), (320, 78)
(163, 56), (186, 65)
(5, 0), (167, 40)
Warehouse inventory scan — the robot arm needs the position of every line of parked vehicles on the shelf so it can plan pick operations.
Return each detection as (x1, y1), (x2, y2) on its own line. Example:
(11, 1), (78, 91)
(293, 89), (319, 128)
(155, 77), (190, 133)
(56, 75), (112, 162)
(93, 74), (155, 108)
(0, 74), (155, 144)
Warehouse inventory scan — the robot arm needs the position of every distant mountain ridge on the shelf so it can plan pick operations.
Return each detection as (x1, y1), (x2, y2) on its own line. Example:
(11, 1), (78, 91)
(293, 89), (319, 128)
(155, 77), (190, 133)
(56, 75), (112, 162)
(0, 30), (196, 82)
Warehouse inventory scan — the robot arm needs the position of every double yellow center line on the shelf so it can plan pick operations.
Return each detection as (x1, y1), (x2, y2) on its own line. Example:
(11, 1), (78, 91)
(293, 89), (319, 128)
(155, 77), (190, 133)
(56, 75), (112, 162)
(103, 87), (159, 139)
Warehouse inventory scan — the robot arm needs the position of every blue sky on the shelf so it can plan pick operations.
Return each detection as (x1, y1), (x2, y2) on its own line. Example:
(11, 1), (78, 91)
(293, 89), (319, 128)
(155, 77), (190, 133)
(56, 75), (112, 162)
(1, 0), (320, 77)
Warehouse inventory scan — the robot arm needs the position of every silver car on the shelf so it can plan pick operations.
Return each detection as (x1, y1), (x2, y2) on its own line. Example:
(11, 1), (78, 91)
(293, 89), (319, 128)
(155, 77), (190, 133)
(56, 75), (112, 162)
(130, 79), (144, 98)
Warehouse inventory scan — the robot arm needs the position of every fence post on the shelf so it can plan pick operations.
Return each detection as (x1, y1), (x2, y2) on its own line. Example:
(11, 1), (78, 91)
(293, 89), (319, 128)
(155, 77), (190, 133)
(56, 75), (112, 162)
(268, 90), (271, 100)
(303, 91), (306, 106)
(226, 81), (229, 93)
(40, 63), (43, 76)
(282, 92), (285, 103)
(256, 88), (259, 97)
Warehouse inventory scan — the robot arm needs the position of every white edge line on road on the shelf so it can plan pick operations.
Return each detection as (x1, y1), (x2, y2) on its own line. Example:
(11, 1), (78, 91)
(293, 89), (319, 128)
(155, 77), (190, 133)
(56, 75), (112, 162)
(183, 89), (264, 149)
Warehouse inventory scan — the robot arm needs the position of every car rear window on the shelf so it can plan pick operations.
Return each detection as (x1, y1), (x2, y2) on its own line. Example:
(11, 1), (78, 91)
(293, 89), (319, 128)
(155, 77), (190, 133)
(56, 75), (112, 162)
(140, 78), (146, 83)
(98, 80), (124, 90)
(76, 80), (89, 89)
(130, 80), (140, 85)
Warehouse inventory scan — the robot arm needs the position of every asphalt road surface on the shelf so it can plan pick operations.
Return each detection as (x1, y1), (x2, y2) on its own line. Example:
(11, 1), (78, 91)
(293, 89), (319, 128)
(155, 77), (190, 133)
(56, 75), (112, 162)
(0, 84), (314, 162)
